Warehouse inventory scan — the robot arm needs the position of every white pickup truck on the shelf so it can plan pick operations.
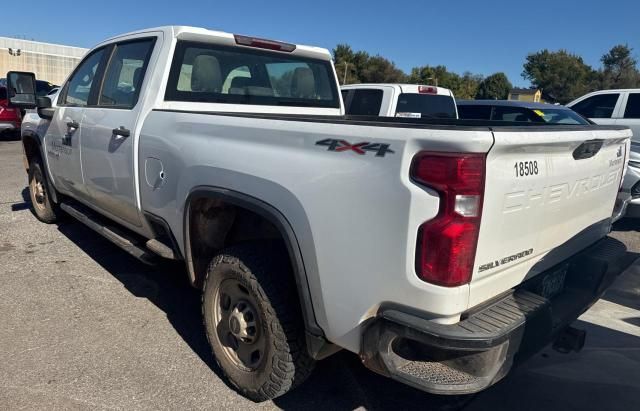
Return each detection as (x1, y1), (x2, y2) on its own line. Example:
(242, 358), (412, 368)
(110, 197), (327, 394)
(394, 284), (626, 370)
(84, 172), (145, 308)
(7, 26), (632, 401)
(341, 83), (457, 118)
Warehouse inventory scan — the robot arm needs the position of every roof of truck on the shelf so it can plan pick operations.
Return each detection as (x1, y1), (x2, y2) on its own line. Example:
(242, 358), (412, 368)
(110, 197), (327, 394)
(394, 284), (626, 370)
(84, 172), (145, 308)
(97, 26), (332, 61)
(341, 83), (454, 96)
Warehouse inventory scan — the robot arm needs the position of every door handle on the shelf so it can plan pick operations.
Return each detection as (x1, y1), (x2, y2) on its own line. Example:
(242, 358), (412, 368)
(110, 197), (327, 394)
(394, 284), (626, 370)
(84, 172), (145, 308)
(63, 120), (79, 146)
(112, 126), (130, 138)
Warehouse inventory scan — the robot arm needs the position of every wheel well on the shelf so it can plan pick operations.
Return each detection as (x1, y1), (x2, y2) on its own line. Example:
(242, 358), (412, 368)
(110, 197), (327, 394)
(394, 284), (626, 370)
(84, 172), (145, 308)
(22, 134), (41, 168)
(187, 196), (285, 288)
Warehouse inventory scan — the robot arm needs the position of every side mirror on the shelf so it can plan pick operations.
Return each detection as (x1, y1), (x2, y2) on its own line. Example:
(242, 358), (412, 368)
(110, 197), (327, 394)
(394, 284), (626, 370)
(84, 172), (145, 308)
(6, 71), (37, 109)
(36, 96), (54, 120)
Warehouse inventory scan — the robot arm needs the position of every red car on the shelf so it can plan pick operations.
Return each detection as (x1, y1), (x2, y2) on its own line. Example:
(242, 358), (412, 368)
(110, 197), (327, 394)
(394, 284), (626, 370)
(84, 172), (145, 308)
(0, 86), (22, 137)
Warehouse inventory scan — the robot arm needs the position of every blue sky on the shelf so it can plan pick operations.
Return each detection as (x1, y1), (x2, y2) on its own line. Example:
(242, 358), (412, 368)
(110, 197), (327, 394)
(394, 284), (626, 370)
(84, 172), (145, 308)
(6, 0), (640, 87)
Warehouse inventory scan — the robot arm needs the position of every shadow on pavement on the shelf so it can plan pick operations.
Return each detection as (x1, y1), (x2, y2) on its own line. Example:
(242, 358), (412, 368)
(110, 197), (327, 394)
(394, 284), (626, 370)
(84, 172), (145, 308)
(612, 218), (640, 232)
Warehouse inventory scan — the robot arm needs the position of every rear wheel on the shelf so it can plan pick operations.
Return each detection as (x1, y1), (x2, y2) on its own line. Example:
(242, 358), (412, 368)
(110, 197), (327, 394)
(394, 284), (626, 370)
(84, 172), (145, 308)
(28, 157), (60, 223)
(202, 243), (315, 401)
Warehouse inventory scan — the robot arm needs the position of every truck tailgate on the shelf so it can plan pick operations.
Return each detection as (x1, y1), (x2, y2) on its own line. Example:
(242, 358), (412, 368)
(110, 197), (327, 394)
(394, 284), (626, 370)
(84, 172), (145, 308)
(469, 127), (630, 307)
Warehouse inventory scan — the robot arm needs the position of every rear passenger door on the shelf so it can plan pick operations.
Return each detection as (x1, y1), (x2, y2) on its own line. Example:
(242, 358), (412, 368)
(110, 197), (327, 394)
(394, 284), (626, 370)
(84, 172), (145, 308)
(80, 37), (157, 228)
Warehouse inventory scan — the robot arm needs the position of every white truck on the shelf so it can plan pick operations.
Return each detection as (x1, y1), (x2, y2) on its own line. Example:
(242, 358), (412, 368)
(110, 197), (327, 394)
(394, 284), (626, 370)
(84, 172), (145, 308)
(7, 26), (633, 401)
(341, 83), (458, 118)
(568, 90), (640, 218)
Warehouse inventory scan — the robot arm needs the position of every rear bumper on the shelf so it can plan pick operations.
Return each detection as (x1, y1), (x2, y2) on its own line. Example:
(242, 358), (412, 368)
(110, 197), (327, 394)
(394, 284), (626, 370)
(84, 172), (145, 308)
(0, 121), (18, 132)
(360, 236), (627, 395)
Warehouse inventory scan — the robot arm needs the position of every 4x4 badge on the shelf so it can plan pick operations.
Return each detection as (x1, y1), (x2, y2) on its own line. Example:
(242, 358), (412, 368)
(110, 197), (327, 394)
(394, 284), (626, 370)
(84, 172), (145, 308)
(315, 138), (395, 157)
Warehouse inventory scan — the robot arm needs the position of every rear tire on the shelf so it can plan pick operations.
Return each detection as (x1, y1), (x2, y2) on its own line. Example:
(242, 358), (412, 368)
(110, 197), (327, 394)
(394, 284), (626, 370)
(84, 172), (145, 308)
(202, 243), (315, 401)
(28, 157), (60, 223)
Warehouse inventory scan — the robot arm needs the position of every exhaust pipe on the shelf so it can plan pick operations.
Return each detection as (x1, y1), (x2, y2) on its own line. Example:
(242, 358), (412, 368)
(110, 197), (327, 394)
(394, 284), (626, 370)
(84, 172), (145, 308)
(552, 326), (586, 354)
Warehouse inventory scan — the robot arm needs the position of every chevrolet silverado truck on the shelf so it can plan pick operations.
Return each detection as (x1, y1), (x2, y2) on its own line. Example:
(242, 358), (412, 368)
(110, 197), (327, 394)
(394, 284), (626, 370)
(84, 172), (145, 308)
(7, 26), (633, 401)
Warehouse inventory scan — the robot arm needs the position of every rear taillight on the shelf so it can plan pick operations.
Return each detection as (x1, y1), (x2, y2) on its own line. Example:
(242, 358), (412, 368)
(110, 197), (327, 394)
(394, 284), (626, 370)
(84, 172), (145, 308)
(411, 152), (485, 287)
(418, 85), (438, 94)
(234, 35), (296, 52)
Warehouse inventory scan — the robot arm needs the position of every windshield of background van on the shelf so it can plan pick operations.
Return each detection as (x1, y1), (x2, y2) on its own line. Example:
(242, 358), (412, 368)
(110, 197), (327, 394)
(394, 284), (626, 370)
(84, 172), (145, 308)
(166, 41), (340, 108)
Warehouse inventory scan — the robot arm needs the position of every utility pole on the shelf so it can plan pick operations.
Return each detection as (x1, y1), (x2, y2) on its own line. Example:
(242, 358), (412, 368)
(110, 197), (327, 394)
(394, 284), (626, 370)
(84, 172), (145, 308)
(343, 62), (349, 85)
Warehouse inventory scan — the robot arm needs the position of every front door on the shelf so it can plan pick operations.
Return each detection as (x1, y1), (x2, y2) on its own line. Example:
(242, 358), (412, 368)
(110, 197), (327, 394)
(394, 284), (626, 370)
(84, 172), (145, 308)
(80, 38), (156, 228)
(45, 47), (107, 200)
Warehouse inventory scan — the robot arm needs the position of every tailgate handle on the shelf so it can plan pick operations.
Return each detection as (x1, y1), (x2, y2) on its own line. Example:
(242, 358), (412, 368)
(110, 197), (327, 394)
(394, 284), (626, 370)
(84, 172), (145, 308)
(573, 140), (603, 160)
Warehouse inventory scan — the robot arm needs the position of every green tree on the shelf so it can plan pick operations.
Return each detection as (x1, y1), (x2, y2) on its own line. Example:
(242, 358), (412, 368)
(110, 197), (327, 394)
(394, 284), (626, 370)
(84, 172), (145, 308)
(359, 55), (406, 83)
(522, 49), (595, 104)
(599, 44), (640, 89)
(475, 72), (512, 100)
(455, 72), (484, 99)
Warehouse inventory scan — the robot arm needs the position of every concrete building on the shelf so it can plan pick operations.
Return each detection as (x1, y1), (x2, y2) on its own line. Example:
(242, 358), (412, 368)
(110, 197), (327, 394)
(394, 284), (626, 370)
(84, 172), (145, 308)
(0, 37), (88, 85)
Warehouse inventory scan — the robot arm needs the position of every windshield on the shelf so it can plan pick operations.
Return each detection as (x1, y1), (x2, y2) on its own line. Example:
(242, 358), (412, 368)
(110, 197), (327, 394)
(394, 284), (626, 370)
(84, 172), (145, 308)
(395, 93), (457, 119)
(166, 41), (340, 108)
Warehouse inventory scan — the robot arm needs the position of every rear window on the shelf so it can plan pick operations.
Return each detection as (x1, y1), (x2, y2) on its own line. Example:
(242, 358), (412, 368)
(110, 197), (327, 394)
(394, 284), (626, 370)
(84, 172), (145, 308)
(534, 108), (589, 125)
(166, 41), (339, 108)
(395, 94), (456, 119)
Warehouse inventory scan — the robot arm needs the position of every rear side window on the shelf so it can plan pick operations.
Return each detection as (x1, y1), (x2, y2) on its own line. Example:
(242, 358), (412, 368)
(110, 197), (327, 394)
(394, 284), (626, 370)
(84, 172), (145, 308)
(624, 94), (640, 119)
(457, 105), (491, 120)
(346, 89), (383, 115)
(395, 94), (456, 119)
(571, 93), (620, 118)
(166, 41), (339, 108)
(99, 39), (155, 108)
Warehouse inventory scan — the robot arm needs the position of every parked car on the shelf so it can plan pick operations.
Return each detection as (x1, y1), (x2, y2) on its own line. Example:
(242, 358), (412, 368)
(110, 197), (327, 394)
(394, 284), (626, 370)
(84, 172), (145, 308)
(0, 86), (22, 137)
(457, 100), (590, 124)
(9, 26), (632, 401)
(568, 90), (640, 217)
(341, 83), (457, 118)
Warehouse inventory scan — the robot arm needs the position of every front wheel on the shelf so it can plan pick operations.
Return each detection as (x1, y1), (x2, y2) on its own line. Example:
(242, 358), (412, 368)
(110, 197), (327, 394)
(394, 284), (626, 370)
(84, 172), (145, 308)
(202, 243), (315, 401)
(28, 157), (60, 223)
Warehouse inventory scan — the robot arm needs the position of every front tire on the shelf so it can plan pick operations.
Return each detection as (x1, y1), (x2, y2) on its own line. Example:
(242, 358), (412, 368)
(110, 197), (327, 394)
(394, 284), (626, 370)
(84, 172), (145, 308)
(28, 157), (60, 223)
(202, 243), (315, 401)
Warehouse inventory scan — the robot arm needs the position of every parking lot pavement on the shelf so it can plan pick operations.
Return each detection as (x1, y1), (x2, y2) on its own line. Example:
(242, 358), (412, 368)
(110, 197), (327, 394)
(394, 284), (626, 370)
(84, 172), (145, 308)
(0, 138), (639, 410)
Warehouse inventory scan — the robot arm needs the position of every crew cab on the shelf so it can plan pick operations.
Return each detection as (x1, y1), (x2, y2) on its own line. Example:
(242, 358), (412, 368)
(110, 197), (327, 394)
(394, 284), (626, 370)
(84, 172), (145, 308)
(568, 90), (640, 217)
(341, 83), (458, 118)
(7, 26), (632, 401)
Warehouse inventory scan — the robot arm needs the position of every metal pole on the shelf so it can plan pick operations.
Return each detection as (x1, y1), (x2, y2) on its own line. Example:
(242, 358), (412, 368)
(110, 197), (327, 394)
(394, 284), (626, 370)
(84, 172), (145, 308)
(343, 62), (349, 84)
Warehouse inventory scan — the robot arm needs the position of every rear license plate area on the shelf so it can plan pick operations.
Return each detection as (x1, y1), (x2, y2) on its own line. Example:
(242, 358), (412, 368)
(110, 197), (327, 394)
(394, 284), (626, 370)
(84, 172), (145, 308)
(529, 264), (568, 300)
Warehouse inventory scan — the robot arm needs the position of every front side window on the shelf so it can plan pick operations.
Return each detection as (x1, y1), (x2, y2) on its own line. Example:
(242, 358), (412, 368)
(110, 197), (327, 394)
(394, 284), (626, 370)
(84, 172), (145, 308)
(166, 41), (340, 108)
(347, 89), (383, 115)
(99, 39), (155, 108)
(571, 93), (620, 119)
(624, 94), (640, 119)
(63, 48), (106, 106)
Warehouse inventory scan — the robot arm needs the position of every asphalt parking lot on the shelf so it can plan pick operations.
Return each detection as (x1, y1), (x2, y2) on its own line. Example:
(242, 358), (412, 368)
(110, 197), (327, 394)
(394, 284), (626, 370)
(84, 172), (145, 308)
(1, 137), (639, 410)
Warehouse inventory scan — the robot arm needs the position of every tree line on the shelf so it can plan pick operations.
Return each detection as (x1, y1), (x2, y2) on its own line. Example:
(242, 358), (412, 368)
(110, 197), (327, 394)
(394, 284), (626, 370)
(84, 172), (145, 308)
(333, 43), (640, 104)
